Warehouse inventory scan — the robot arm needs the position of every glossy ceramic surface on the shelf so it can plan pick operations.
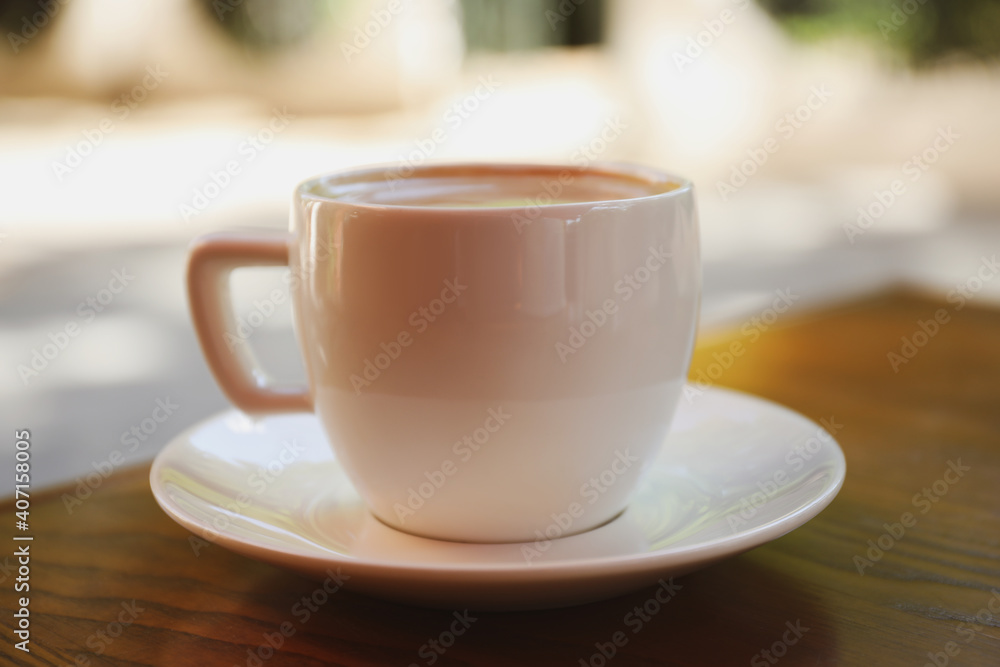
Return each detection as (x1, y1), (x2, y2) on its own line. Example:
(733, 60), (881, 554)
(150, 386), (846, 610)
(189, 163), (700, 542)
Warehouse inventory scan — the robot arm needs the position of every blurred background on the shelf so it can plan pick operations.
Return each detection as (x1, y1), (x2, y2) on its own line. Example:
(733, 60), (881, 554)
(2, 0), (999, 494)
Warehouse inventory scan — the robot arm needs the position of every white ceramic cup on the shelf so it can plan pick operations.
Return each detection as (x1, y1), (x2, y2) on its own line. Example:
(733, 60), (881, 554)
(187, 163), (700, 543)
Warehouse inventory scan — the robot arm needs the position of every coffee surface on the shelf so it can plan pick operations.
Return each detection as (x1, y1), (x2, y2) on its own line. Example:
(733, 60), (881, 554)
(309, 167), (679, 208)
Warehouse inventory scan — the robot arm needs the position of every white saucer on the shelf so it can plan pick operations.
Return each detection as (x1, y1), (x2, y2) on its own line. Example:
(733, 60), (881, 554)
(150, 386), (845, 610)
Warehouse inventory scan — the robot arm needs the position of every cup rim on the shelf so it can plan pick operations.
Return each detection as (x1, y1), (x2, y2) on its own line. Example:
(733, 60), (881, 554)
(295, 162), (693, 212)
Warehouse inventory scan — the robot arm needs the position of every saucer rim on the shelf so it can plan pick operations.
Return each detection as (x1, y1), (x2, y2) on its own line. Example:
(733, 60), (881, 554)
(150, 386), (846, 576)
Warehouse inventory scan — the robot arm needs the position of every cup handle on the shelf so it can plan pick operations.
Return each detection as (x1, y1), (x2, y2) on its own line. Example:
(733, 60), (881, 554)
(187, 231), (313, 414)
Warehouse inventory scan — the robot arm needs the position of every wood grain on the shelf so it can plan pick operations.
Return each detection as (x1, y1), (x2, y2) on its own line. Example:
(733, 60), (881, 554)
(2, 290), (999, 666)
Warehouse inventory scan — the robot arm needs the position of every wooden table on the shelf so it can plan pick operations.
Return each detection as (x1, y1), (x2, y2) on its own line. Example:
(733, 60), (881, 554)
(3, 291), (999, 666)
